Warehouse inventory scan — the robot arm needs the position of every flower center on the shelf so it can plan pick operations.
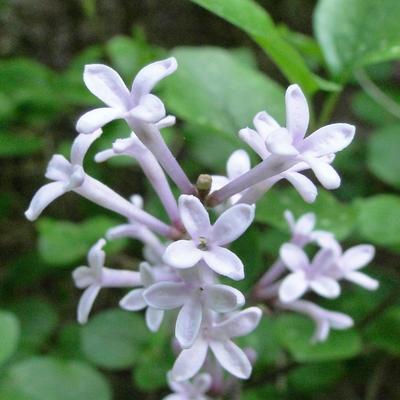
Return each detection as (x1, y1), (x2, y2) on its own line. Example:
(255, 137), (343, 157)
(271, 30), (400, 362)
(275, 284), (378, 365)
(197, 236), (208, 250)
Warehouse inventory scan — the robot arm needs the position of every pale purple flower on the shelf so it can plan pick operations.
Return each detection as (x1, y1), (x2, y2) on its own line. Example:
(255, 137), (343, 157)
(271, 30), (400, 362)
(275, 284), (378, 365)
(119, 262), (165, 332)
(72, 238), (141, 324)
(164, 372), (211, 400)
(163, 195), (255, 280)
(278, 300), (354, 342)
(279, 243), (340, 302)
(330, 244), (378, 290)
(76, 58), (177, 134)
(171, 307), (262, 381)
(144, 267), (245, 348)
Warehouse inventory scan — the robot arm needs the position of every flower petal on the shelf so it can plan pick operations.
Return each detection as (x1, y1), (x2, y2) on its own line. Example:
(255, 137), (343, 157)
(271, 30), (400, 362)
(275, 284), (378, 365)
(45, 154), (71, 181)
(76, 107), (122, 134)
(203, 247), (244, 280)
(295, 212), (316, 235)
(171, 336), (208, 381)
(72, 266), (93, 289)
(209, 339), (251, 379)
(283, 172), (317, 203)
(178, 195), (211, 240)
(84, 64), (131, 109)
(131, 57), (177, 99)
(193, 373), (212, 394)
(145, 307), (164, 332)
(211, 204), (255, 246)
(253, 111), (280, 140)
(302, 123), (355, 157)
(310, 276), (340, 298)
(130, 93), (166, 123)
(175, 293), (203, 348)
(213, 307), (262, 338)
(345, 271), (379, 290)
(311, 247), (336, 273)
(140, 262), (155, 287)
(143, 282), (189, 309)
(302, 155), (341, 190)
(265, 127), (299, 156)
(77, 284), (101, 324)
(204, 284), (245, 313)
(238, 127), (269, 159)
(280, 243), (309, 272)
(341, 244), (375, 270)
(327, 311), (354, 329)
(285, 84), (309, 142)
(163, 240), (203, 269)
(156, 115), (176, 129)
(227, 149), (251, 180)
(119, 288), (146, 311)
(279, 271), (308, 302)
(284, 210), (296, 232)
(87, 238), (106, 272)
(25, 181), (67, 221)
(313, 319), (330, 342)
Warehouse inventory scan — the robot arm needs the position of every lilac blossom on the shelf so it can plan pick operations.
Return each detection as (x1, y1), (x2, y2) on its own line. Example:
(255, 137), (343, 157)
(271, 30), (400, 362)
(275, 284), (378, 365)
(72, 239), (141, 324)
(164, 372), (211, 400)
(279, 243), (340, 302)
(163, 195), (255, 280)
(119, 262), (166, 332)
(144, 267), (245, 348)
(171, 307), (262, 381)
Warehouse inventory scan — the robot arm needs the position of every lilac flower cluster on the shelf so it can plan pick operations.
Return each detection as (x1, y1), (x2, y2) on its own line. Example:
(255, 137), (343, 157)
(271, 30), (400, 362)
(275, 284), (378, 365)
(25, 57), (374, 397)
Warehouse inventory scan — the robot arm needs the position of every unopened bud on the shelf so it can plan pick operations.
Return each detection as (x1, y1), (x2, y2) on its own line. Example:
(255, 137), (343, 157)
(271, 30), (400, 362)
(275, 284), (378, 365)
(196, 174), (212, 201)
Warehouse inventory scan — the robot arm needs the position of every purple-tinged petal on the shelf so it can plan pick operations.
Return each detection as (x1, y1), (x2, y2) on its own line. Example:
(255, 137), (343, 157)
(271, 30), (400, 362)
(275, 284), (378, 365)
(280, 243), (309, 272)
(131, 57), (177, 99)
(72, 266), (93, 289)
(156, 115), (176, 129)
(130, 93), (166, 123)
(279, 271), (308, 302)
(178, 195), (211, 240)
(171, 336), (208, 381)
(70, 129), (103, 165)
(25, 181), (67, 221)
(140, 262), (155, 287)
(77, 284), (101, 324)
(45, 154), (71, 181)
(163, 240), (203, 269)
(87, 238), (106, 274)
(283, 172), (318, 203)
(265, 127), (299, 156)
(238, 127), (270, 159)
(313, 319), (330, 342)
(341, 244), (375, 270)
(253, 111), (280, 140)
(203, 247), (244, 280)
(302, 155), (341, 189)
(204, 284), (245, 313)
(211, 204), (255, 246)
(345, 271), (379, 290)
(209, 339), (251, 379)
(76, 108), (122, 134)
(119, 288), (146, 311)
(84, 64), (131, 109)
(327, 311), (354, 329)
(193, 373), (212, 394)
(227, 149), (251, 180)
(175, 293), (202, 348)
(310, 276), (340, 298)
(311, 247), (336, 273)
(285, 84), (309, 142)
(213, 307), (262, 339)
(296, 212), (316, 235)
(284, 210), (296, 232)
(301, 123), (355, 157)
(145, 307), (164, 332)
(143, 282), (189, 309)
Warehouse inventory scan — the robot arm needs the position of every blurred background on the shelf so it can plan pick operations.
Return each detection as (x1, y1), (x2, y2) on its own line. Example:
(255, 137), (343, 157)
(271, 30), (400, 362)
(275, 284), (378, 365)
(1, 0), (400, 399)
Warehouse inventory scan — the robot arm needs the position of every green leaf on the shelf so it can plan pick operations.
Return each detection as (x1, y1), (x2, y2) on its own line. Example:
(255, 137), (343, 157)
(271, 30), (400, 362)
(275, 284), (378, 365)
(8, 298), (57, 354)
(0, 357), (111, 400)
(164, 47), (284, 138)
(37, 216), (128, 266)
(356, 194), (400, 246)
(81, 309), (148, 370)
(190, 0), (335, 94)
(0, 310), (20, 366)
(367, 125), (400, 189)
(274, 314), (362, 362)
(314, 0), (400, 78)
(256, 187), (357, 240)
(365, 306), (400, 356)
(0, 132), (44, 157)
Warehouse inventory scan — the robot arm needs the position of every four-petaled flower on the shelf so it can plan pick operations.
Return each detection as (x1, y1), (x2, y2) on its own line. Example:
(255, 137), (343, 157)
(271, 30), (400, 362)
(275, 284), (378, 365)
(164, 372), (211, 400)
(279, 243), (340, 302)
(163, 195), (255, 280)
(76, 58), (177, 134)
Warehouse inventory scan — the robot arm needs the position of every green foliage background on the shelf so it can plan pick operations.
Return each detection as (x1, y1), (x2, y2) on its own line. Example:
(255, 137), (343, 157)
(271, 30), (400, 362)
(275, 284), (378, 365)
(0, 0), (399, 399)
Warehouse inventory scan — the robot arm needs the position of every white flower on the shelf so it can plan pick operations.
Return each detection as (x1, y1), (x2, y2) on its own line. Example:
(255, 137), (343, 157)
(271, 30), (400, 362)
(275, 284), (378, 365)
(119, 262), (165, 332)
(72, 238), (141, 324)
(163, 195), (255, 280)
(76, 58), (177, 134)
(240, 85), (355, 190)
(144, 267), (245, 348)
(279, 243), (340, 302)
(164, 372), (211, 400)
(171, 307), (262, 381)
